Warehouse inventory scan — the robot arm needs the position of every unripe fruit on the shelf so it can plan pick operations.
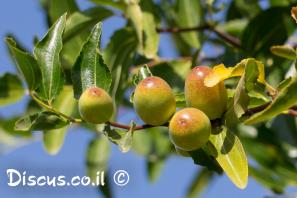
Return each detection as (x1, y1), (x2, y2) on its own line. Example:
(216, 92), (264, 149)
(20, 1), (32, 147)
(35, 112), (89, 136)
(185, 66), (228, 120)
(78, 87), (113, 124)
(133, 76), (176, 126)
(169, 108), (211, 151)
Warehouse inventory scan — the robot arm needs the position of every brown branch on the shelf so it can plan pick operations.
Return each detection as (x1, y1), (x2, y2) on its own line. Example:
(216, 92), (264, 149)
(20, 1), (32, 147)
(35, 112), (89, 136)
(156, 24), (242, 49)
(243, 102), (272, 117)
(107, 121), (168, 131)
(243, 102), (297, 117)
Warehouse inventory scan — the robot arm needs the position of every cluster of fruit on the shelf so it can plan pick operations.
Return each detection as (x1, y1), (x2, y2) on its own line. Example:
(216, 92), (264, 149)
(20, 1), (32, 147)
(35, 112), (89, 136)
(78, 66), (228, 154)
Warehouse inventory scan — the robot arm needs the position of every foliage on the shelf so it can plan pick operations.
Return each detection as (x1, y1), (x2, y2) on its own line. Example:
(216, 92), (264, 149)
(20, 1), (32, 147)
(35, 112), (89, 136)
(2, 0), (297, 197)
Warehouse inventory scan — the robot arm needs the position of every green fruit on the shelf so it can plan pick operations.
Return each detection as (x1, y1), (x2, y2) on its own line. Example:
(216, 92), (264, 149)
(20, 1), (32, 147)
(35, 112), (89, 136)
(169, 108), (211, 151)
(78, 87), (113, 124)
(133, 76), (176, 126)
(185, 66), (228, 120)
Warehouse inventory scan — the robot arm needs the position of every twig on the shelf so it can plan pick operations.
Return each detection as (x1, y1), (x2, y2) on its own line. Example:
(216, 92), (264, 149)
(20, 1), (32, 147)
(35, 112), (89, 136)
(107, 121), (168, 131)
(156, 24), (242, 49)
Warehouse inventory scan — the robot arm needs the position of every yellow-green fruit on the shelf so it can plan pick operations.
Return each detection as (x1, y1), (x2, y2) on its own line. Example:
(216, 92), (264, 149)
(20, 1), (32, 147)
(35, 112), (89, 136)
(185, 66), (228, 120)
(169, 108), (211, 151)
(133, 76), (176, 126)
(78, 87), (113, 124)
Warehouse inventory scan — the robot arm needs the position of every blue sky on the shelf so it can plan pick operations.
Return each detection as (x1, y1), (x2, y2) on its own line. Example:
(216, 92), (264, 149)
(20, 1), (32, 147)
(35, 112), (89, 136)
(0, 0), (293, 197)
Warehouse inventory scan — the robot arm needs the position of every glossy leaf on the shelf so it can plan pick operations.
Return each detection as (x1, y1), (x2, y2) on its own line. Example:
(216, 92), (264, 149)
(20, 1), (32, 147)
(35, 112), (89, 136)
(14, 111), (69, 132)
(43, 86), (77, 155)
(207, 126), (248, 189)
(0, 73), (24, 106)
(72, 22), (112, 99)
(6, 37), (41, 90)
(34, 14), (66, 102)
(245, 74), (297, 124)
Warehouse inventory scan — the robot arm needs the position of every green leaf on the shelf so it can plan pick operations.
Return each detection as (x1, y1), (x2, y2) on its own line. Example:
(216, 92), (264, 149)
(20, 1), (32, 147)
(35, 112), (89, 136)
(34, 14), (66, 102)
(0, 73), (24, 106)
(64, 7), (114, 42)
(6, 37), (41, 90)
(90, 0), (126, 10)
(242, 7), (295, 56)
(174, 0), (201, 49)
(217, 19), (248, 37)
(102, 122), (135, 153)
(187, 168), (214, 198)
(118, 121), (136, 153)
(174, 92), (186, 108)
(207, 126), (248, 189)
(249, 166), (285, 194)
(0, 117), (32, 137)
(149, 59), (192, 89)
(224, 59), (260, 127)
(14, 111), (69, 132)
(270, 45), (297, 60)
(141, 11), (159, 58)
(126, 0), (159, 58)
(43, 86), (77, 155)
(49, 0), (78, 23)
(103, 27), (138, 101)
(245, 74), (297, 124)
(132, 65), (153, 85)
(72, 22), (112, 99)
(86, 135), (110, 182)
(189, 148), (222, 173)
(147, 159), (165, 183)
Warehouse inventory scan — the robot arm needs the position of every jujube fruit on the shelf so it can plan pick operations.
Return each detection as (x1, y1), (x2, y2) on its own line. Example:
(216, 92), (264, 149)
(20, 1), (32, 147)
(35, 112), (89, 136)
(169, 108), (211, 151)
(185, 66), (228, 120)
(78, 87), (113, 124)
(133, 76), (176, 126)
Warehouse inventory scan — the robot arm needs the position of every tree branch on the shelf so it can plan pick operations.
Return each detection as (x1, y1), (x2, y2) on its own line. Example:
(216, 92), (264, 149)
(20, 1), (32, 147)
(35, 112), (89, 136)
(107, 121), (168, 131)
(156, 24), (242, 49)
